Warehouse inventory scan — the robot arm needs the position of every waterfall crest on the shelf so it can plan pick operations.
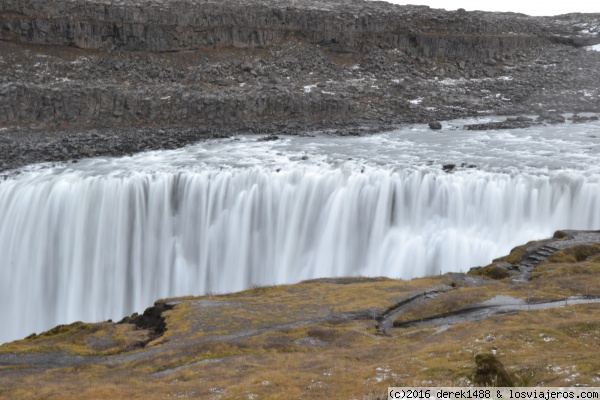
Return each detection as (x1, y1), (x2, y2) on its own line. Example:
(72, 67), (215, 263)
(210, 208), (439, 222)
(1, 166), (598, 344)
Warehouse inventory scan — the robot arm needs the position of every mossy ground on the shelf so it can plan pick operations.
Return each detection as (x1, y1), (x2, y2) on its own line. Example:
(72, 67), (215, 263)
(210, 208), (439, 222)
(1, 242), (599, 399)
(0, 322), (149, 356)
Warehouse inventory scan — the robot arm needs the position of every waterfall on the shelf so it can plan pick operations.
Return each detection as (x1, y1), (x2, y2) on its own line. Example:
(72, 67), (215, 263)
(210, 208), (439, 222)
(0, 165), (599, 344)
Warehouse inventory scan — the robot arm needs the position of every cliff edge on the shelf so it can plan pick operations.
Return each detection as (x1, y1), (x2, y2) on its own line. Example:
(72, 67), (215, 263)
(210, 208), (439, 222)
(0, 0), (599, 170)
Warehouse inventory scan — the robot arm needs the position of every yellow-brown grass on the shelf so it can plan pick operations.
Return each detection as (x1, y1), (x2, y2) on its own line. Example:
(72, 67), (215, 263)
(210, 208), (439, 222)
(1, 242), (599, 398)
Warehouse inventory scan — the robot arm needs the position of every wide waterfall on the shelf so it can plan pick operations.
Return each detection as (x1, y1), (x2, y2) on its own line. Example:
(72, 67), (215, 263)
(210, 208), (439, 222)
(1, 117), (599, 344)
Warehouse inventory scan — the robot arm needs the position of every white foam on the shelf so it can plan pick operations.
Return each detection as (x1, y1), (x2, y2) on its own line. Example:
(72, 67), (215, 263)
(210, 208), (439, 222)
(1, 117), (600, 344)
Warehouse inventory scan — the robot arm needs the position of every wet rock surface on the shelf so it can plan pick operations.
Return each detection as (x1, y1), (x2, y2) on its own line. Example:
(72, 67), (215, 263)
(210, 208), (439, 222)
(0, 1), (599, 171)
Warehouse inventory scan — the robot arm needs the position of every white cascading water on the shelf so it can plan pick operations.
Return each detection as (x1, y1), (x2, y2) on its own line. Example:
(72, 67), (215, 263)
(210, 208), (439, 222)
(0, 117), (599, 344)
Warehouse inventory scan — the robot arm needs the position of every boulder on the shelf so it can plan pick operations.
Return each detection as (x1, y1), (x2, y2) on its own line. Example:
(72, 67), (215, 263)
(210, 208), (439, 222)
(428, 121), (442, 130)
(474, 354), (514, 387)
(442, 163), (455, 172)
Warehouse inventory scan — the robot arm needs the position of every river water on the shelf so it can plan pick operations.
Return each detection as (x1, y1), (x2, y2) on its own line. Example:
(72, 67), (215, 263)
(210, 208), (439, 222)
(1, 116), (599, 344)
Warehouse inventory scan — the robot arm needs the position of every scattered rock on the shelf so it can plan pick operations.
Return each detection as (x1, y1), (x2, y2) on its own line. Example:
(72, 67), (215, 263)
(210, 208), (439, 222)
(428, 121), (442, 130)
(474, 354), (515, 387)
(571, 114), (599, 123)
(442, 164), (455, 172)
(241, 62), (253, 72)
(465, 119), (538, 131)
(548, 113), (566, 124)
(257, 134), (279, 142)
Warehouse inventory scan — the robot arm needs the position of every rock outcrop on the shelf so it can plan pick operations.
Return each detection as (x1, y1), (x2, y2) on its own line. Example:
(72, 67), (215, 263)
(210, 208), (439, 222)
(0, 0), (550, 56)
(0, 0), (599, 170)
(474, 354), (515, 387)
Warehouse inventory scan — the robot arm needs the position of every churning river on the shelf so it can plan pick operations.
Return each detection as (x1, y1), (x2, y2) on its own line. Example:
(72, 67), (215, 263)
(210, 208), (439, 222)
(1, 116), (599, 344)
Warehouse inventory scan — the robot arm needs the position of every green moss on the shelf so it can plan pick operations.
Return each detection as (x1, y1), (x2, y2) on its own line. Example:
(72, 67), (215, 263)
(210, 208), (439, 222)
(38, 322), (91, 338)
(469, 264), (510, 280)
(575, 244), (598, 261)
(547, 244), (600, 263)
(492, 240), (544, 264)
(1, 322), (150, 356)
(553, 230), (570, 239)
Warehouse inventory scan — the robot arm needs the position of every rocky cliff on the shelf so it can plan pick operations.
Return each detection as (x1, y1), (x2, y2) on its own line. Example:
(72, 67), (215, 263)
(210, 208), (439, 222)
(0, 0), (549, 56)
(0, 0), (599, 170)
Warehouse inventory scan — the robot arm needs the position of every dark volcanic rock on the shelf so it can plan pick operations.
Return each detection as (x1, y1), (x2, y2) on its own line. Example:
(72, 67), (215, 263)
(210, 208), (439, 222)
(464, 120), (539, 130)
(257, 134), (279, 141)
(0, 0), (600, 169)
(474, 354), (515, 387)
(442, 164), (456, 172)
(428, 121), (442, 130)
(0, 0), (549, 56)
(119, 302), (174, 342)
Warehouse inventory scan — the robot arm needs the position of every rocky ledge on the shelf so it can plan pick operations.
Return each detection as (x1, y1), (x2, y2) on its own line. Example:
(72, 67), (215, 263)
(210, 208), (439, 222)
(0, 0), (600, 171)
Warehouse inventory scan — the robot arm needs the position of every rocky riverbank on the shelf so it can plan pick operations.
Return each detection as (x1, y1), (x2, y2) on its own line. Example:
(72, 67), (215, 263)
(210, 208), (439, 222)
(1, 0), (600, 171)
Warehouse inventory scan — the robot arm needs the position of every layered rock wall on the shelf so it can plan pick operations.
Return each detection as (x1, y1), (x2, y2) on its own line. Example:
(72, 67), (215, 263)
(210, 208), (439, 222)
(1, 0), (544, 59)
(0, 83), (354, 128)
(1, 0), (599, 143)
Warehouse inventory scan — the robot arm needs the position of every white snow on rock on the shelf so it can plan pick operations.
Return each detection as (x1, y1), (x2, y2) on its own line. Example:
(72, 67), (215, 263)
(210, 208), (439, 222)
(587, 44), (600, 52)
(303, 84), (317, 93)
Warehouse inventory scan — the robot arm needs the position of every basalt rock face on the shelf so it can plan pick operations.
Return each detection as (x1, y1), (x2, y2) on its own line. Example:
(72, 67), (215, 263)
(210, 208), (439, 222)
(0, 0), (548, 58)
(0, 0), (600, 171)
(0, 82), (353, 127)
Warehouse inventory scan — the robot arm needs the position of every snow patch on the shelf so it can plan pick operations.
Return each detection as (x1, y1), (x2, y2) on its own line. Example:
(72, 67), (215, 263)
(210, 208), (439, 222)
(439, 78), (467, 86)
(563, 373), (580, 383)
(303, 84), (317, 93)
(539, 333), (557, 342)
(374, 367), (390, 383)
(587, 44), (600, 52)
